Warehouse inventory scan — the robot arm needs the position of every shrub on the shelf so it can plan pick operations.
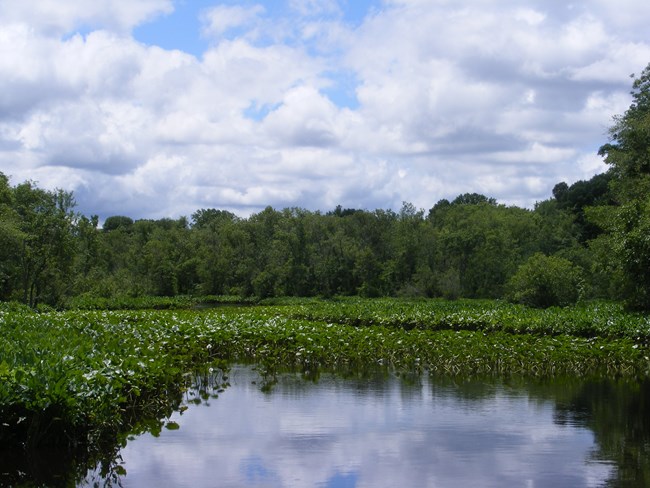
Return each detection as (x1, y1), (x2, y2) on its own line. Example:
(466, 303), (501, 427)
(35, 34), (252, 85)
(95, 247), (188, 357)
(0, 301), (33, 313)
(506, 253), (583, 308)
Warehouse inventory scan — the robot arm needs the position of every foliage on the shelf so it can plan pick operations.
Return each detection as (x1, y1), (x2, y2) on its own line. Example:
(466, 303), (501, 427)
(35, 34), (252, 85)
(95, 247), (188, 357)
(0, 178), (77, 307)
(552, 172), (614, 242)
(0, 170), (598, 306)
(64, 294), (258, 310)
(269, 297), (650, 343)
(505, 253), (584, 308)
(451, 192), (497, 206)
(1, 298), (649, 459)
(593, 63), (650, 310)
(599, 65), (650, 200)
(102, 215), (134, 232)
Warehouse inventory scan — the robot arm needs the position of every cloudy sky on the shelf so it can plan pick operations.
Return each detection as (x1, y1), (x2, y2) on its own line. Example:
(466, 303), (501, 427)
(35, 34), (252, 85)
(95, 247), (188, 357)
(1, 0), (649, 220)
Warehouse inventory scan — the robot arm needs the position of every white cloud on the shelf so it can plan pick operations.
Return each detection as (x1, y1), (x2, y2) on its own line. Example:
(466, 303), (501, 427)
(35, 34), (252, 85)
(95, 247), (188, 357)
(0, 0), (648, 218)
(200, 39), (324, 111)
(514, 8), (546, 26)
(590, 0), (650, 36)
(201, 4), (266, 39)
(263, 86), (340, 147)
(0, 0), (172, 35)
(289, 0), (342, 17)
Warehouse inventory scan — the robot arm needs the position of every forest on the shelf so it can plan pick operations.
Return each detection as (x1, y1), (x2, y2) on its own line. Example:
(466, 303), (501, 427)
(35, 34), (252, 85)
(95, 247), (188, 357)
(1, 64), (650, 311)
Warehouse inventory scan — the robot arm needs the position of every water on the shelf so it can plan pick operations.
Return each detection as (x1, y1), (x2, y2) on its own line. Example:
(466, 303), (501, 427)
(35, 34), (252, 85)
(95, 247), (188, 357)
(81, 366), (650, 488)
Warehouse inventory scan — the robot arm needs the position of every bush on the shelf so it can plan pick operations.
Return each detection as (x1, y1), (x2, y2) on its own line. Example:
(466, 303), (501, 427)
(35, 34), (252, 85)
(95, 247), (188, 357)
(0, 301), (33, 313)
(506, 253), (583, 308)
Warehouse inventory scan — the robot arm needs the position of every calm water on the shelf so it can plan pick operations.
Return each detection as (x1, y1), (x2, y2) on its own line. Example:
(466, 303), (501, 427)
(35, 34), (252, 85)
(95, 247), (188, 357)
(78, 366), (650, 488)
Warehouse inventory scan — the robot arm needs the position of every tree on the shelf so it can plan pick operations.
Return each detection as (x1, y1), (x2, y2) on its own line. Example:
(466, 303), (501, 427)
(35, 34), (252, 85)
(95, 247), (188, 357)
(451, 193), (497, 206)
(506, 253), (583, 308)
(428, 200), (540, 298)
(71, 214), (100, 294)
(102, 215), (133, 232)
(551, 173), (614, 242)
(0, 173), (23, 300)
(599, 65), (650, 201)
(191, 208), (238, 230)
(9, 181), (77, 306)
(594, 63), (650, 309)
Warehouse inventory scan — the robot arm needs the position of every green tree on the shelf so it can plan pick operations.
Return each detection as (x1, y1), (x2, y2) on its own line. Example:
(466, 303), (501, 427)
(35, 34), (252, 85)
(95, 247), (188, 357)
(102, 215), (133, 232)
(9, 181), (77, 306)
(451, 193), (497, 206)
(347, 209), (397, 296)
(506, 253), (583, 308)
(0, 173), (23, 300)
(551, 173), (614, 243)
(599, 65), (650, 201)
(191, 208), (237, 230)
(595, 63), (650, 309)
(70, 214), (101, 295)
(307, 214), (356, 296)
(191, 209), (238, 295)
(532, 199), (580, 256)
(429, 198), (540, 298)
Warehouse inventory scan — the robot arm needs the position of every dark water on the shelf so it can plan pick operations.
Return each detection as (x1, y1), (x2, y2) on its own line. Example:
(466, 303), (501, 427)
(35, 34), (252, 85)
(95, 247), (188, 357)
(77, 366), (650, 488)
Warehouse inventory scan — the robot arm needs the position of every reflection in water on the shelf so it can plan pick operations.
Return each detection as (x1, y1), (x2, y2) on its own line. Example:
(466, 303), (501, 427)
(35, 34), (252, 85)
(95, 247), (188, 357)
(106, 366), (626, 488)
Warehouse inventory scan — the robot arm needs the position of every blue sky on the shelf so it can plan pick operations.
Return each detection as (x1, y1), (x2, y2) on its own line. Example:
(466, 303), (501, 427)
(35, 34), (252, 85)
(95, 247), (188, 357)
(1, 0), (649, 219)
(134, 0), (215, 56)
(134, 0), (376, 111)
(135, 0), (379, 55)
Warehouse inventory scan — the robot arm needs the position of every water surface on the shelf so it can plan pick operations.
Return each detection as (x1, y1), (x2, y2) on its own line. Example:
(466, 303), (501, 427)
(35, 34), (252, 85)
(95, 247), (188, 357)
(96, 366), (644, 488)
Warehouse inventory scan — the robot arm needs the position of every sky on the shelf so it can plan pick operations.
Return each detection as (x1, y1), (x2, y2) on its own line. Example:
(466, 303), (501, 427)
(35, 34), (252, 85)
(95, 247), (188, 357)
(1, 0), (649, 220)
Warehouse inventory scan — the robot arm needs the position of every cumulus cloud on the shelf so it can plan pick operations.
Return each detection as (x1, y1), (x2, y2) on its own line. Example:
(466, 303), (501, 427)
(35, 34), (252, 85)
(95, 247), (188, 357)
(0, 0), (172, 35)
(0, 0), (647, 219)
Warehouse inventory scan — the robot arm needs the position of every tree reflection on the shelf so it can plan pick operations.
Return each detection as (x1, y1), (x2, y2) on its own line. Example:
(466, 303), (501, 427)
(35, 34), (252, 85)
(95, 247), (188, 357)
(552, 378), (650, 488)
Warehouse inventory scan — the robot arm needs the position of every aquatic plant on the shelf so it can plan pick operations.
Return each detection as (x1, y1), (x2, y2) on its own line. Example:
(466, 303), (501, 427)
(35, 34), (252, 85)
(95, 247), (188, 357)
(0, 298), (648, 462)
(266, 297), (650, 342)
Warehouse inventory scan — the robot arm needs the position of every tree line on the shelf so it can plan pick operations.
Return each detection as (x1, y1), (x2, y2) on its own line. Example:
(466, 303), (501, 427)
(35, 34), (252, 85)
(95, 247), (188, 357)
(1, 64), (649, 310)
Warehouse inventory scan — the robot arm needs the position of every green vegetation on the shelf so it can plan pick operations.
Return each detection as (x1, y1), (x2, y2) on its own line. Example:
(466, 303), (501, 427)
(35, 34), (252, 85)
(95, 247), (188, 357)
(1, 298), (649, 459)
(593, 64), (650, 310)
(64, 294), (258, 310)
(506, 253), (584, 308)
(0, 171), (632, 309)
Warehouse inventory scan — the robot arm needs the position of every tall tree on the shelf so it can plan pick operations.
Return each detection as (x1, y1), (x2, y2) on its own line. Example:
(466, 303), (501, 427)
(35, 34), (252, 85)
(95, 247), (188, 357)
(428, 198), (540, 298)
(594, 63), (650, 309)
(0, 173), (23, 300)
(10, 181), (77, 306)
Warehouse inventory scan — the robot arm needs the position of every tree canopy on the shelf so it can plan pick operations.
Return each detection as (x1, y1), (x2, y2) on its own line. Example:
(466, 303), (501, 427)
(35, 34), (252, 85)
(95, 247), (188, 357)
(592, 63), (650, 309)
(0, 172), (593, 307)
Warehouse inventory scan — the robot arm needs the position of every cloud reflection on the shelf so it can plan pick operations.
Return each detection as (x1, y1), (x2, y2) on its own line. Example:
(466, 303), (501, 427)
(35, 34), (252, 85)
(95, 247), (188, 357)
(116, 366), (613, 487)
